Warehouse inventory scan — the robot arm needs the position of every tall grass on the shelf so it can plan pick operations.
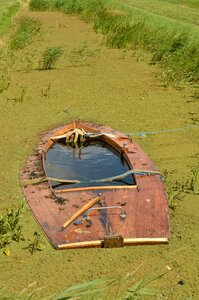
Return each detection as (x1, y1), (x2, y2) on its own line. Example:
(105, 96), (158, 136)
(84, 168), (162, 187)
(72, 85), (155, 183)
(52, 254), (178, 300)
(52, 274), (161, 299)
(29, 0), (53, 11)
(39, 46), (63, 70)
(10, 16), (41, 50)
(165, 0), (199, 9)
(120, 0), (199, 26)
(0, 2), (20, 37)
(29, 0), (199, 85)
(0, 202), (24, 249)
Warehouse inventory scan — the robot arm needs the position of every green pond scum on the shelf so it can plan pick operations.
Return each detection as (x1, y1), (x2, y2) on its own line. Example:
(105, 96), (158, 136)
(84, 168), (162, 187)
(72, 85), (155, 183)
(0, 0), (198, 299)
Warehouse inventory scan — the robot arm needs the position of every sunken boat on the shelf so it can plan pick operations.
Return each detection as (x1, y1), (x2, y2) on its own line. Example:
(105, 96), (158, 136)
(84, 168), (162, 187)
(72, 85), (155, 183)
(21, 121), (170, 249)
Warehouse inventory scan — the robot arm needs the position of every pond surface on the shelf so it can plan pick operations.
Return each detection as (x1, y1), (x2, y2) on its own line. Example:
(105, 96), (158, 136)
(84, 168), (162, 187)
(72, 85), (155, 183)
(44, 140), (135, 189)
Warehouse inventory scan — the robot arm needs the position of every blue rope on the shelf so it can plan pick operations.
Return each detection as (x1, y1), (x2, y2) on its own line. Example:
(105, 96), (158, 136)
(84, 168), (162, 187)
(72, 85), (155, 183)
(85, 124), (198, 139)
(126, 124), (199, 138)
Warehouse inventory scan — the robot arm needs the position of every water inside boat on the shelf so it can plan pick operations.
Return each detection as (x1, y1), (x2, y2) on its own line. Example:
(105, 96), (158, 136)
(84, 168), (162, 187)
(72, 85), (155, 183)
(44, 140), (135, 190)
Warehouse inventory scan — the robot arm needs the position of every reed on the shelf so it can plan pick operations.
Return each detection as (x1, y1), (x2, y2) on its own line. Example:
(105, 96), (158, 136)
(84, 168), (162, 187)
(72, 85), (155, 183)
(29, 0), (52, 11)
(10, 16), (41, 50)
(39, 46), (63, 70)
(0, 2), (20, 37)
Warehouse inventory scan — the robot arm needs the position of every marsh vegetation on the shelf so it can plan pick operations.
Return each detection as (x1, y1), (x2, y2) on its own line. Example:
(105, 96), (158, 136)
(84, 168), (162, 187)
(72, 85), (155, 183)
(29, 0), (199, 85)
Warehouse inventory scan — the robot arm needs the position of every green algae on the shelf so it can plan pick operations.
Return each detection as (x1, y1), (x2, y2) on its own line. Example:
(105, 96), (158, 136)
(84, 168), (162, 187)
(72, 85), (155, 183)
(0, 9), (198, 300)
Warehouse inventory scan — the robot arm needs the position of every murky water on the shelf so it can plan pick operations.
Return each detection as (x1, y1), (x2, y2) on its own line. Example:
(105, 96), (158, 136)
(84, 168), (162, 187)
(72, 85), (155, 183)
(44, 140), (135, 189)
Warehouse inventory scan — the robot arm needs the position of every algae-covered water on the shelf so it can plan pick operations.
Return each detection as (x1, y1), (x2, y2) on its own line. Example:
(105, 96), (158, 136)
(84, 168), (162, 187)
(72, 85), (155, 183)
(0, 6), (198, 300)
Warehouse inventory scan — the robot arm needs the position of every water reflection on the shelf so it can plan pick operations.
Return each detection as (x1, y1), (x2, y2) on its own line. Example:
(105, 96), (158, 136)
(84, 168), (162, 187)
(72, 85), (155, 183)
(44, 140), (135, 189)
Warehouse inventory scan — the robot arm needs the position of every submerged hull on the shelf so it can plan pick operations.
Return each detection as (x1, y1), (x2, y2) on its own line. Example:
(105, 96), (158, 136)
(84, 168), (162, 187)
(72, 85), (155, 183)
(21, 121), (169, 249)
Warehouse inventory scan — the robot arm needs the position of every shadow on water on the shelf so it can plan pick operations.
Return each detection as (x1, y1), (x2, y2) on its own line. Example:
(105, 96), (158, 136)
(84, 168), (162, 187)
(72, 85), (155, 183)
(44, 139), (135, 190)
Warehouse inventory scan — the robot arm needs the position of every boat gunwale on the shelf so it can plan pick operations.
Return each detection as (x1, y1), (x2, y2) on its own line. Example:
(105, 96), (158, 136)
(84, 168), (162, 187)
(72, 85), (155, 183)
(20, 121), (170, 249)
(57, 237), (169, 249)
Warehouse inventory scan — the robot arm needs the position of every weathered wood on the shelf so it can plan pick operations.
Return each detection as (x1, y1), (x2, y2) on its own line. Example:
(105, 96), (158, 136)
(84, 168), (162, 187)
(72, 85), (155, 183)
(20, 121), (170, 249)
(55, 184), (138, 193)
(62, 194), (101, 229)
(57, 237), (169, 249)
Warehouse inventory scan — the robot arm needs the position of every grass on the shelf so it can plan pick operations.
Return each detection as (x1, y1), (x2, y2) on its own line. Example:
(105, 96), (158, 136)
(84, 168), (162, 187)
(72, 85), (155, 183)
(29, 0), (199, 85)
(121, 0), (199, 26)
(69, 41), (98, 66)
(29, 0), (54, 12)
(53, 275), (160, 299)
(164, 164), (199, 212)
(0, 1), (20, 37)
(0, 73), (11, 93)
(39, 46), (63, 70)
(0, 201), (24, 249)
(173, 164), (199, 194)
(48, 248), (187, 300)
(7, 84), (26, 103)
(165, 0), (199, 9)
(10, 16), (41, 50)
(24, 231), (45, 254)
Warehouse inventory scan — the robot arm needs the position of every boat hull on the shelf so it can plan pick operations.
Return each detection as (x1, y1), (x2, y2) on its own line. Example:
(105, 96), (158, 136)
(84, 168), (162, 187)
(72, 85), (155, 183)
(20, 121), (170, 249)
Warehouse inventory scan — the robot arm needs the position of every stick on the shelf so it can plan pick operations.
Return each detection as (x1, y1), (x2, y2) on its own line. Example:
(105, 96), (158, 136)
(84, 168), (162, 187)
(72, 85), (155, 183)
(90, 169), (160, 183)
(22, 177), (80, 186)
(62, 194), (101, 229)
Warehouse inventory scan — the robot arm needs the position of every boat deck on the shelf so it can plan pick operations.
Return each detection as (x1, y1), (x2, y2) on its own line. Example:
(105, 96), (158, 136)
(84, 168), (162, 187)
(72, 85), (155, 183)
(21, 122), (169, 249)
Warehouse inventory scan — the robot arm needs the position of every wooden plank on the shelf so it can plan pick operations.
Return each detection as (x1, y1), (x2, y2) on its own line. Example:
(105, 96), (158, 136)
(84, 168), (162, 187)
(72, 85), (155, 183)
(55, 185), (138, 193)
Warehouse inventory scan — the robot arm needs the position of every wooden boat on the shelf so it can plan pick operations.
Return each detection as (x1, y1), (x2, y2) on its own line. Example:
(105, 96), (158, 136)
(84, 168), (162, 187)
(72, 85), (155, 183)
(20, 121), (169, 249)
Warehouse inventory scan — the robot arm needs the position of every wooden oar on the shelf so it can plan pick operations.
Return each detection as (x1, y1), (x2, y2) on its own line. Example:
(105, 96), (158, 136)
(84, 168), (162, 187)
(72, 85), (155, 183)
(62, 194), (101, 229)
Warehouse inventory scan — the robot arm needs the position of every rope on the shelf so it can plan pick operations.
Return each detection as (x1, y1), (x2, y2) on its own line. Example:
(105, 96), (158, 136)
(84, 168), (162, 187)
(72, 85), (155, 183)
(22, 169), (160, 186)
(48, 169), (160, 184)
(126, 124), (199, 138)
(85, 124), (199, 139)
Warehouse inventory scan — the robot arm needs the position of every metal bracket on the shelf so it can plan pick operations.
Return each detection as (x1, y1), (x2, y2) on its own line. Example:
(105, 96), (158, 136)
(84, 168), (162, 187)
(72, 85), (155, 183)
(102, 235), (124, 248)
(86, 205), (126, 220)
